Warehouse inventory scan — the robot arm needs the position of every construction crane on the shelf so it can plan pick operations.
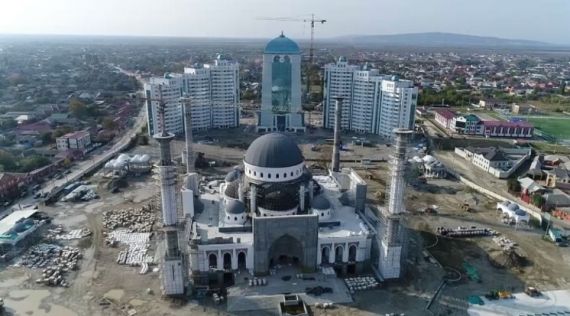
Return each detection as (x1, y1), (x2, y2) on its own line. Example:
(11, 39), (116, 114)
(257, 14), (326, 65)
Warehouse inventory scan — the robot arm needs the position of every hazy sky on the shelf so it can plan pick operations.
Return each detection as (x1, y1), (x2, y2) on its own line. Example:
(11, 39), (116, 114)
(0, 0), (569, 44)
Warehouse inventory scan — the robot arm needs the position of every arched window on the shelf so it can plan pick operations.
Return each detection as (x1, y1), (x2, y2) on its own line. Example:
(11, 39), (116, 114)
(349, 245), (357, 262)
(209, 253), (217, 269)
(283, 173), (287, 178)
(276, 174), (279, 179)
(290, 172), (294, 177)
(234, 216), (237, 221)
(260, 172), (264, 178)
(321, 213), (324, 217)
(268, 173), (271, 179)
(223, 253), (232, 270)
(254, 171), (257, 176)
(321, 247), (330, 264)
(335, 245), (344, 263)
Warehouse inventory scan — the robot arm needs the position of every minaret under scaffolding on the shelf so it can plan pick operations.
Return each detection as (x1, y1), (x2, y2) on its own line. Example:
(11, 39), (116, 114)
(155, 86), (185, 296)
(379, 128), (412, 279)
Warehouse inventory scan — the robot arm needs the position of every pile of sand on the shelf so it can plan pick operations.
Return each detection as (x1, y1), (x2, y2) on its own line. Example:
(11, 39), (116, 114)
(488, 249), (528, 269)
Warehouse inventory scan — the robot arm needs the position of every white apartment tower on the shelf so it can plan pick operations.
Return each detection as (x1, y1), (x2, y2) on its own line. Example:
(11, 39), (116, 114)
(323, 58), (418, 138)
(145, 55), (240, 136)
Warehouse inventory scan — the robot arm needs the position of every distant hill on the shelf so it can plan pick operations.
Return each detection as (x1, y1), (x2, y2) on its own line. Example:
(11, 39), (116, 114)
(330, 32), (554, 48)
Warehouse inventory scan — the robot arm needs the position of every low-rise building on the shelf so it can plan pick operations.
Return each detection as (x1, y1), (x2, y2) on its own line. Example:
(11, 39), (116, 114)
(455, 146), (532, 178)
(482, 120), (533, 138)
(56, 130), (91, 152)
(433, 109), (456, 129)
(0, 173), (27, 201)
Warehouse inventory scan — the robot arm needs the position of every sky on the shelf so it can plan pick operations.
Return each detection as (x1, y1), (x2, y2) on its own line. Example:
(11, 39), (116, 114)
(0, 0), (569, 44)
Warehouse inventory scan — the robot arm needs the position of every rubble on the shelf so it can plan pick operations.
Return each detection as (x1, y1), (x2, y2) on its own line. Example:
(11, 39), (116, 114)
(102, 203), (157, 233)
(17, 244), (82, 287)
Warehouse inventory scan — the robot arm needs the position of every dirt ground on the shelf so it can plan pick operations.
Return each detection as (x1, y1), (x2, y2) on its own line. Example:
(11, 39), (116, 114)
(2, 129), (570, 316)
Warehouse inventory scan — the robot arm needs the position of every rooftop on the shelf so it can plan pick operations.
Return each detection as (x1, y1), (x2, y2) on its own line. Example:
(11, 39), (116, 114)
(0, 209), (38, 237)
(264, 33), (301, 54)
(434, 109), (456, 120)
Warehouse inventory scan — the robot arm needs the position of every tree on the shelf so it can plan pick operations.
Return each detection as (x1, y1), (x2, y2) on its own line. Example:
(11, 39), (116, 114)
(69, 98), (88, 118)
(0, 150), (17, 171)
(507, 178), (521, 193)
(53, 126), (74, 138)
(40, 132), (54, 144)
(102, 117), (118, 130)
(19, 155), (51, 172)
(0, 119), (17, 131)
(532, 195), (545, 208)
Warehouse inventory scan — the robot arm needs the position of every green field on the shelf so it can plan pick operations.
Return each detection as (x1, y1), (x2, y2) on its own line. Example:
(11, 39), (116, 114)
(527, 117), (570, 140)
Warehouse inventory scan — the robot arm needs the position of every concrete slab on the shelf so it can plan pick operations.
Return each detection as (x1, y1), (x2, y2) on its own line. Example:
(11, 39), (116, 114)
(227, 266), (353, 313)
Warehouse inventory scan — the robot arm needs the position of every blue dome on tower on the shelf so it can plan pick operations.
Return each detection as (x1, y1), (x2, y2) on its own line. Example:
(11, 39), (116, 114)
(264, 33), (300, 54)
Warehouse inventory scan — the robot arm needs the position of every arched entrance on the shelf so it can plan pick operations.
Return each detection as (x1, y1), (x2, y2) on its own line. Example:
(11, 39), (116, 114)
(335, 245), (344, 263)
(321, 246), (330, 265)
(208, 253), (218, 269)
(269, 234), (303, 268)
(223, 253), (232, 270)
(238, 251), (246, 269)
(348, 245), (357, 262)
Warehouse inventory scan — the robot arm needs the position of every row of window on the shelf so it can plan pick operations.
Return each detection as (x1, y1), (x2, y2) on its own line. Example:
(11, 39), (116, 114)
(247, 168), (301, 179)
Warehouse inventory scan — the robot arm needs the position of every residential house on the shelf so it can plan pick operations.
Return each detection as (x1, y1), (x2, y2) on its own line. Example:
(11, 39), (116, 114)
(434, 109), (456, 129)
(56, 130), (91, 152)
(545, 167), (570, 189)
(455, 146), (532, 178)
(482, 120), (533, 138)
(518, 177), (546, 204)
(0, 173), (27, 201)
(453, 114), (482, 134)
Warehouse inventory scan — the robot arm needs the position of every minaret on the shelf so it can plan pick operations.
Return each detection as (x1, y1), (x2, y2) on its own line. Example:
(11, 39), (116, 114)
(379, 128), (412, 279)
(155, 86), (185, 296)
(332, 97), (343, 172)
(182, 96), (194, 173)
(180, 96), (199, 219)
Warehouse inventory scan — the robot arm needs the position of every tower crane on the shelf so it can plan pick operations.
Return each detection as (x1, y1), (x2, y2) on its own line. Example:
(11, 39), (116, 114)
(257, 14), (326, 66)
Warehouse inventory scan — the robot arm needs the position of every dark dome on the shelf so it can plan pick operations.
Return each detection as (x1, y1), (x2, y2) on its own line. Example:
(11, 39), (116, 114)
(225, 181), (240, 199)
(226, 199), (245, 214)
(225, 169), (240, 182)
(245, 133), (303, 168)
(312, 195), (330, 210)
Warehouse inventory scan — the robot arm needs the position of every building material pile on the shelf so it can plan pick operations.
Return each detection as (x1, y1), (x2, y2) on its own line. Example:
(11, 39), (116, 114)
(46, 226), (92, 240)
(105, 230), (153, 266)
(436, 226), (494, 238)
(344, 276), (380, 293)
(17, 244), (82, 287)
(102, 204), (157, 233)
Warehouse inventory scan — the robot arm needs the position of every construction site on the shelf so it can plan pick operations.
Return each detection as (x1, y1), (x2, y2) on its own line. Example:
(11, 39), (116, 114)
(0, 118), (568, 316)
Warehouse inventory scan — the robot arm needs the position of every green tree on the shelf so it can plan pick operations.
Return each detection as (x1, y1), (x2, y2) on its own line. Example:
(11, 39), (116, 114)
(507, 178), (521, 193)
(532, 195), (545, 208)
(18, 155), (51, 172)
(40, 132), (54, 144)
(0, 150), (17, 171)
(69, 98), (88, 118)
(102, 117), (118, 130)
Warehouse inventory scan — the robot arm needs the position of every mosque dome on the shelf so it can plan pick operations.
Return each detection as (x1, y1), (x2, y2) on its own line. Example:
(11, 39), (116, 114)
(225, 199), (246, 215)
(264, 33), (300, 54)
(224, 181), (240, 199)
(244, 133), (303, 168)
(312, 195), (330, 210)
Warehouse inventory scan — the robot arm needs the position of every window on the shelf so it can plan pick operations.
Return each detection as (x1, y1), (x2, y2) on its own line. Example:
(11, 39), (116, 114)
(260, 172), (264, 178)
(268, 173), (271, 179)
(321, 213), (324, 217)
(276, 174), (279, 179)
(290, 172), (294, 177)
(234, 217), (237, 221)
(254, 171), (256, 176)
(284, 173), (287, 178)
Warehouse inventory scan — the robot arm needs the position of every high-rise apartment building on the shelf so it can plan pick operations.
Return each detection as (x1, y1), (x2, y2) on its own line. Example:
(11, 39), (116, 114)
(323, 58), (418, 138)
(145, 55), (240, 136)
